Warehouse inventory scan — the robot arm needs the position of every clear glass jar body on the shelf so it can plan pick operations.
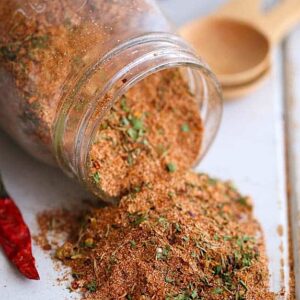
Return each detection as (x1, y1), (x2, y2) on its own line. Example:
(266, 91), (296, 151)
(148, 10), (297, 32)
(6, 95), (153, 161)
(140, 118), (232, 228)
(0, 0), (222, 197)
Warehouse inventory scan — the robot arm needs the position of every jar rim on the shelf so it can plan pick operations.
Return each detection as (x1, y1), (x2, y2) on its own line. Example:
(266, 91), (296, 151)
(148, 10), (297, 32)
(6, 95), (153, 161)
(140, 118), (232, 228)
(53, 32), (223, 198)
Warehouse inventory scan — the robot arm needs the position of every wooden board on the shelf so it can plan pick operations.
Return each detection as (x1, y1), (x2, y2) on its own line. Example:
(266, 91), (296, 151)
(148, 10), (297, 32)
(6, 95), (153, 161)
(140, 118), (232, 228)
(284, 26), (300, 299)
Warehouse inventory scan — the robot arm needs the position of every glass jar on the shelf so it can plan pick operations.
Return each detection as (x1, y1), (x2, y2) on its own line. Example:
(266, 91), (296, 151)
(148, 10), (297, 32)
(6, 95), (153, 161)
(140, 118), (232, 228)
(0, 0), (222, 200)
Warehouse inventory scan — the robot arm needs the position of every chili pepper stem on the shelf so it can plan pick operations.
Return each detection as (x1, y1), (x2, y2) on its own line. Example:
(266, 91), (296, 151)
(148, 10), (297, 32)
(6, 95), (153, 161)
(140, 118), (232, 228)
(0, 173), (9, 198)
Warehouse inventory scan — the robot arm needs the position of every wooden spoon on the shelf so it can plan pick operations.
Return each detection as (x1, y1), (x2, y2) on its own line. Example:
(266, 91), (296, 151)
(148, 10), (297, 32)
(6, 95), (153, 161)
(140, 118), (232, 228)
(180, 0), (300, 89)
(222, 66), (271, 100)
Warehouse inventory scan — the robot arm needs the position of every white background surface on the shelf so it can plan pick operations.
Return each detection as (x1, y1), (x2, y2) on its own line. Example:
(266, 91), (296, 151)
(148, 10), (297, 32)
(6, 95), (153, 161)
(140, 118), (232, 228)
(0, 0), (299, 299)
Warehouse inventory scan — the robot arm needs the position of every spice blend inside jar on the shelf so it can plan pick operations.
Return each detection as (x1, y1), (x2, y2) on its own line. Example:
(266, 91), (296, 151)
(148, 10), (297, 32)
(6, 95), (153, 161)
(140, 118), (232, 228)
(0, 0), (221, 202)
(0, 0), (170, 162)
(88, 69), (203, 200)
(36, 172), (274, 300)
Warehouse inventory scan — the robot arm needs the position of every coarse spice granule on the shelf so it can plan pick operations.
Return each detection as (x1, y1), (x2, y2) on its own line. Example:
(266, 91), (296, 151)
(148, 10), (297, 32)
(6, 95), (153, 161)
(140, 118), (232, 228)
(35, 171), (275, 300)
(88, 69), (203, 200)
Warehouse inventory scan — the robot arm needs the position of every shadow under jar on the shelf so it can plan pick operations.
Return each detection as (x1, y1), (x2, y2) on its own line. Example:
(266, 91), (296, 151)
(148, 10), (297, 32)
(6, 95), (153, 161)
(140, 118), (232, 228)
(0, 0), (222, 202)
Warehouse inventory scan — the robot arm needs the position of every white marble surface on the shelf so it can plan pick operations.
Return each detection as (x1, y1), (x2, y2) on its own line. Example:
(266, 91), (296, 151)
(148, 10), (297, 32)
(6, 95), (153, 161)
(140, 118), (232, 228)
(0, 0), (299, 299)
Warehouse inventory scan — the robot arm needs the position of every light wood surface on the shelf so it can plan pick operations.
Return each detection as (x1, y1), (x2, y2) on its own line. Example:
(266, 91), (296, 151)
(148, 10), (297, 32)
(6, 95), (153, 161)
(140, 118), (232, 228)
(0, 1), (298, 299)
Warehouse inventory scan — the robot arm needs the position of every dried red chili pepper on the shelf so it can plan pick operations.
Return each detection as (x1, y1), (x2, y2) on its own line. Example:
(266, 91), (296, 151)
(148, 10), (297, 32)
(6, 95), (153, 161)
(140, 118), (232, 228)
(0, 174), (40, 280)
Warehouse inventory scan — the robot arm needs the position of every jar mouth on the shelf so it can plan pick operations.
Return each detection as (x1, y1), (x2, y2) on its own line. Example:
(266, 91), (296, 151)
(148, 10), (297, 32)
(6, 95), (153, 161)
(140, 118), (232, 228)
(53, 32), (223, 198)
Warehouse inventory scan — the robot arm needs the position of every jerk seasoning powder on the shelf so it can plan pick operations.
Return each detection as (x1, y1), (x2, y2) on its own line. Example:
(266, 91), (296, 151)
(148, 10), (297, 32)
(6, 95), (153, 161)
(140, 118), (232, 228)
(36, 172), (275, 300)
(0, 0), (222, 201)
(88, 69), (203, 200)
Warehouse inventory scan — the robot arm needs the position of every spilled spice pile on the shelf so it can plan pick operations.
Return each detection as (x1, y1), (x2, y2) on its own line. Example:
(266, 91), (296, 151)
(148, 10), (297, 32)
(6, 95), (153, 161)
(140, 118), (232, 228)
(36, 171), (274, 300)
(88, 69), (203, 200)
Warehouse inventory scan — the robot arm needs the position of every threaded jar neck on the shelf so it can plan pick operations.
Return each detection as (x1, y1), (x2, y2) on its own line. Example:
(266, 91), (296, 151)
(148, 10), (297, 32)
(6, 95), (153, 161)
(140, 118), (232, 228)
(53, 32), (222, 190)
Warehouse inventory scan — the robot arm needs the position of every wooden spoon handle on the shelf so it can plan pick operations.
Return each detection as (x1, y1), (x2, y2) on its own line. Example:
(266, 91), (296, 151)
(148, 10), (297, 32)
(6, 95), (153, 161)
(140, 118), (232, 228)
(260, 0), (300, 44)
(216, 0), (262, 20)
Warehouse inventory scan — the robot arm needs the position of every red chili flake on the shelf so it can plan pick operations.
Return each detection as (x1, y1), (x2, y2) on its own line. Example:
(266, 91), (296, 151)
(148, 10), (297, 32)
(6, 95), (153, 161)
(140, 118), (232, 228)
(0, 174), (40, 280)
(71, 281), (79, 290)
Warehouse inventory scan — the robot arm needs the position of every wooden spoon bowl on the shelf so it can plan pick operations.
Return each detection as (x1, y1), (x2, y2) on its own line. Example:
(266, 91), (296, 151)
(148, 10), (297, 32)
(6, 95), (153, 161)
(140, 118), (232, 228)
(180, 0), (300, 99)
(181, 17), (270, 86)
(223, 66), (271, 100)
